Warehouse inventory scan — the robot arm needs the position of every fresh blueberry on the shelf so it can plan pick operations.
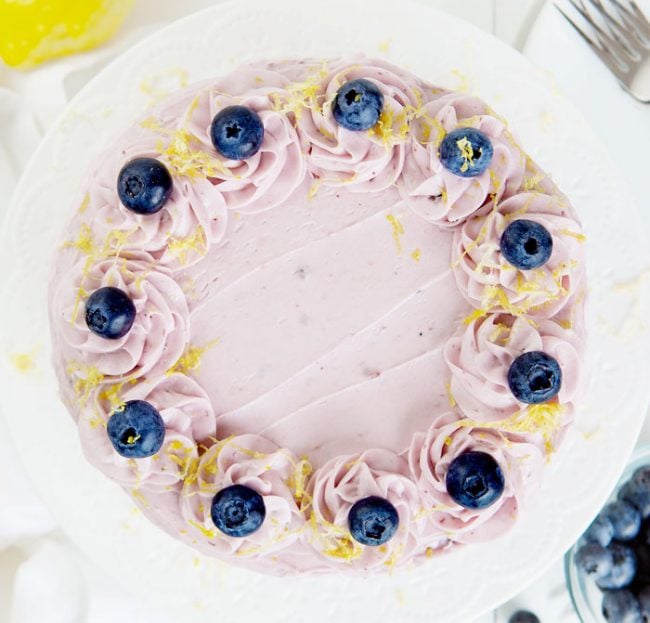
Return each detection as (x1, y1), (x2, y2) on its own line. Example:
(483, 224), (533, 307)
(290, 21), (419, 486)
(604, 501), (642, 541)
(508, 611), (540, 623)
(637, 585), (650, 620)
(631, 533), (650, 586)
(576, 543), (614, 579)
(348, 496), (399, 546)
(632, 467), (650, 492)
(85, 286), (136, 340)
(602, 590), (642, 623)
(211, 484), (265, 537)
(619, 480), (650, 519)
(446, 451), (505, 510)
(107, 400), (165, 459)
(210, 105), (264, 160)
(507, 351), (562, 404)
(439, 127), (494, 178)
(500, 219), (553, 270)
(584, 514), (615, 547)
(117, 157), (172, 215)
(597, 544), (638, 590)
(332, 79), (384, 131)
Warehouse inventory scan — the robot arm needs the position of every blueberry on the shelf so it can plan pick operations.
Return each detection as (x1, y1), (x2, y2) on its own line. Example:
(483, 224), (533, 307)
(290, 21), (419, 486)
(446, 451), (505, 510)
(211, 484), (265, 538)
(107, 400), (165, 459)
(576, 543), (614, 579)
(85, 286), (136, 340)
(632, 467), (650, 492)
(117, 157), (172, 215)
(604, 501), (642, 541)
(631, 535), (650, 586)
(508, 611), (540, 623)
(637, 586), (650, 620)
(602, 590), (642, 623)
(439, 127), (494, 178)
(332, 79), (384, 131)
(348, 496), (399, 546)
(500, 219), (553, 270)
(585, 514), (616, 547)
(210, 105), (264, 160)
(507, 351), (562, 404)
(597, 544), (638, 590)
(619, 480), (650, 519)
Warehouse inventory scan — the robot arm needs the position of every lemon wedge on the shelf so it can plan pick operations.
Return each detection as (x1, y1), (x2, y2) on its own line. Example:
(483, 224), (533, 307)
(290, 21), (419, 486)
(0, 0), (134, 69)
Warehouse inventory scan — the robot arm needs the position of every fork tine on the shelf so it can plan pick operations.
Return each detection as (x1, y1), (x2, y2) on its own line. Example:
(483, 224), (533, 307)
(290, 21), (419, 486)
(586, 0), (643, 58)
(566, 0), (637, 64)
(615, 0), (650, 42)
(555, 3), (629, 76)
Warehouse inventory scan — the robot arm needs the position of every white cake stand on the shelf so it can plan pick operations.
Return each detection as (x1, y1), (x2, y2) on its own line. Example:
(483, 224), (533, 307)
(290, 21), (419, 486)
(1, 0), (649, 621)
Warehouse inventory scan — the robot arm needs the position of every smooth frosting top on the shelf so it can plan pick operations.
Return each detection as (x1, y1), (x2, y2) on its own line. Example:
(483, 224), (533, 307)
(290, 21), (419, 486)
(49, 56), (587, 576)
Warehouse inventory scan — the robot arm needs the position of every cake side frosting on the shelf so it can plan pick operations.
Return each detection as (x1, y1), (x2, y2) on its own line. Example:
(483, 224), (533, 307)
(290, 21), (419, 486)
(49, 57), (587, 575)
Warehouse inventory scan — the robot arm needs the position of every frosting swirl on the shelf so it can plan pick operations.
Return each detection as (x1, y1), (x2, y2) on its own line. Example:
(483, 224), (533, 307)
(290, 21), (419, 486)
(183, 76), (307, 214)
(180, 435), (306, 557)
(408, 411), (544, 543)
(444, 313), (585, 423)
(400, 92), (526, 227)
(57, 257), (189, 379)
(305, 449), (436, 570)
(292, 59), (425, 192)
(452, 192), (586, 317)
(86, 110), (229, 269)
(78, 373), (216, 490)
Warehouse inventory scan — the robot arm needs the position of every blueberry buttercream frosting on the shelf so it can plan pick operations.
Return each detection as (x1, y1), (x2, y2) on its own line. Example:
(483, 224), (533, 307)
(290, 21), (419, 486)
(49, 56), (587, 576)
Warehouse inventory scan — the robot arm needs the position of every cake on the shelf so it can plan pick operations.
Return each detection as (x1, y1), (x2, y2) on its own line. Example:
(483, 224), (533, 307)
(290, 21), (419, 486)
(49, 57), (587, 575)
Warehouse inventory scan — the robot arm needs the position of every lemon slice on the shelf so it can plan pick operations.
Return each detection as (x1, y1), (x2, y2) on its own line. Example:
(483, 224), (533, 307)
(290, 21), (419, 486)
(0, 0), (134, 69)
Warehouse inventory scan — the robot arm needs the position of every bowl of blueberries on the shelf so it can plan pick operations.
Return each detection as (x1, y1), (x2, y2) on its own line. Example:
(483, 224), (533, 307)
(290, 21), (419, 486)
(566, 445), (650, 622)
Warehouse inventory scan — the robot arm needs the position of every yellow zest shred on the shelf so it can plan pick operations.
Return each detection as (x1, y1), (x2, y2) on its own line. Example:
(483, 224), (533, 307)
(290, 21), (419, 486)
(386, 213), (405, 254)
(558, 229), (587, 242)
(189, 520), (217, 539)
(66, 361), (105, 406)
(167, 226), (207, 264)
(410, 248), (421, 262)
(270, 63), (330, 120)
(10, 352), (35, 374)
(78, 193), (90, 214)
(456, 137), (474, 173)
(166, 339), (219, 376)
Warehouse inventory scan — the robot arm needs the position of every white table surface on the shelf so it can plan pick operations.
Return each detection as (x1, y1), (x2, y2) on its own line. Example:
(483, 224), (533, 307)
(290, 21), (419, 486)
(0, 1), (646, 622)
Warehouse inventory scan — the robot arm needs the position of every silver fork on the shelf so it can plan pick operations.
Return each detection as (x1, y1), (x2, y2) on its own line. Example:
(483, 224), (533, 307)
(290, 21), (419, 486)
(555, 0), (650, 102)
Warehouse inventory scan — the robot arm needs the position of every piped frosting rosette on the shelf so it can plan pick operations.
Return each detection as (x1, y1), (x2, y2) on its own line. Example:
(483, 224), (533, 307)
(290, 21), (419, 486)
(84, 109), (230, 270)
(400, 92), (526, 227)
(444, 313), (585, 425)
(180, 434), (306, 558)
(56, 256), (189, 379)
(181, 74), (307, 214)
(305, 449), (436, 571)
(291, 59), (425, 191)
(78, 373), (216, 490)
(408, 411), (544, 543)
(452, 192), (586, 318)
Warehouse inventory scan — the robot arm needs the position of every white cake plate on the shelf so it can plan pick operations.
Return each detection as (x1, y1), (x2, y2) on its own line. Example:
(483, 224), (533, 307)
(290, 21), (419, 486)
(1, 0), (649, 621)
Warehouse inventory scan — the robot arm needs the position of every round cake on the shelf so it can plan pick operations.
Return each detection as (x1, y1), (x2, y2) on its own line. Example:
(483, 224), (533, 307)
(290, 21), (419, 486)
(49, 56), (587, 575)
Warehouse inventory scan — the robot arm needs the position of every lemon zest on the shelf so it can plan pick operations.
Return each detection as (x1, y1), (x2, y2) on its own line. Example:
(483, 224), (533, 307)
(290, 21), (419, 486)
(386, 214), (405, 254)
(9, 352), (35, 374)
(166, 339), (220, 376)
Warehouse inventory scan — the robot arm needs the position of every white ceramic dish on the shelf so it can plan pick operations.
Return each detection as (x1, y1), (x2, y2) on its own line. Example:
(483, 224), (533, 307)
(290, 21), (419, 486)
(1, 1), (649, 621)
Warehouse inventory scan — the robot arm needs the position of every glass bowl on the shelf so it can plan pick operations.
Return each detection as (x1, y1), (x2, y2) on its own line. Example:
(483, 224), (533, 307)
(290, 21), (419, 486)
(565, 444), (650, 622)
